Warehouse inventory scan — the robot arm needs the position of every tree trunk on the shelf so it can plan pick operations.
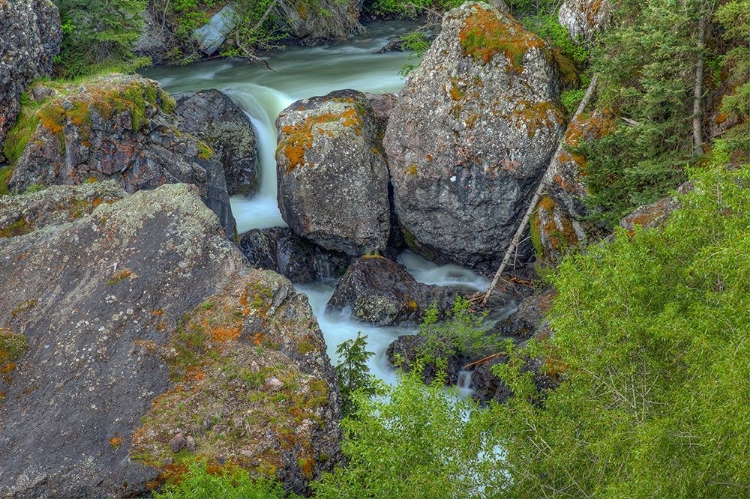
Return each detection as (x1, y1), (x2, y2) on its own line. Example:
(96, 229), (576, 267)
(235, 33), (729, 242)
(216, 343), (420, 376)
(482, 76), (599, 306)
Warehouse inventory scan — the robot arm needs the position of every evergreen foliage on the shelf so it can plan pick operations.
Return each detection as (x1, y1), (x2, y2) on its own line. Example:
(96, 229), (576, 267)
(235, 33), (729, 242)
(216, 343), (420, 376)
(54, 0), (150, 78)
(491, 146), (750, 496)
(334, 332), (377, 417)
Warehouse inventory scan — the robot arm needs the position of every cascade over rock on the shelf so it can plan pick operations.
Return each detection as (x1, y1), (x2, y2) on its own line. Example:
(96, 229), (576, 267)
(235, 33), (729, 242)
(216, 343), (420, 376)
(384, 2), (565, 273)
(276, 89), (391, 256)
(326, 256), (457, 327)
(558, 0), (611, 41)
(532, 111), (614, 262)
(0, 183), (341, 497)
(0, 0), (62, 161)
(6, 74), (236, 238)
(175, 89), (260, 196)
(239, 226), (350, 283)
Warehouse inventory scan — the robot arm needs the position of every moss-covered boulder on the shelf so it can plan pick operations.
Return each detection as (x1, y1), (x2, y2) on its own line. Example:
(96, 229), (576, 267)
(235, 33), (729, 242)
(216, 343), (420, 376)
(384, 2), (565, 273)
(277, 90), (391, 256)
(0, 0), (62, 162)
(0, 183), (340, 497)
(3, 74), (236, 238)
(532, 111), (614, 262)
(558, 0), (611, 41)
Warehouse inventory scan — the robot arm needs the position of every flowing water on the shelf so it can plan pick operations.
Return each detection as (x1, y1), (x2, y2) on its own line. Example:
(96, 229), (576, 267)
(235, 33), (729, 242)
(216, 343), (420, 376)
(141, 23), (498, 383)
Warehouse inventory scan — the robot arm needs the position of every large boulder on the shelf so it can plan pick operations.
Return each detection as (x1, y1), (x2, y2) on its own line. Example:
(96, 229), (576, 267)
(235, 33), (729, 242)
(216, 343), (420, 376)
(4, 74), (236, 238)
(326, 256), (457, 327)
(558, 0), (611, 41)
(0, 0), (62, 161)
(384, 2), (565, 273)
(239, 226), (350, 283)
(532, 112), (614, 262)
(277, 90), (391, 256)
(276, 0), (364, 44)
(0, 183), (340, 497)
(175, 89), (260, 196)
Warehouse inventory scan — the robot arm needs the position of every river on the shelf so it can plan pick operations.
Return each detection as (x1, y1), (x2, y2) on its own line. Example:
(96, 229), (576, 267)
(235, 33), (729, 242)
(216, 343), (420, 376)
(141, 22), (494, 382)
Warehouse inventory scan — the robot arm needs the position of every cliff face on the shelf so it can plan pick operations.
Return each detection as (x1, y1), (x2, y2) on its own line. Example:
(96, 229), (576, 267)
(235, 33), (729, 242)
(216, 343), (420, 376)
(0, 0), (62, 161)
(0, 183), (341, 497)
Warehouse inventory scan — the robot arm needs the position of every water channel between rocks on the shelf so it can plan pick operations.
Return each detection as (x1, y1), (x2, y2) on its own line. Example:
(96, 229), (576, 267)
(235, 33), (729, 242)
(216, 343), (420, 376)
(142, 21), (508, 382)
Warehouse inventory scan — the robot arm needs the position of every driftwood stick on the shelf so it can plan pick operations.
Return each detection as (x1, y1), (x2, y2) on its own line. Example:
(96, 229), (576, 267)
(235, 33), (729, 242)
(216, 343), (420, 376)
(463, 352), (506, 370)
(482, 75), (599, 306)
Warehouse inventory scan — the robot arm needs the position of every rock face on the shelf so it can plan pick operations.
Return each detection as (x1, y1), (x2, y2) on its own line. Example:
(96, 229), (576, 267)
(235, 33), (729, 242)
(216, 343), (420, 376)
(192, 5), (238, 55)
(326, 256), (457, 327)
(4, 74), (236, 238)
(619, 182), (693, 233)
(0, 0), (62, 161)
(532, 112), (614, 262)
(239, 226), (350, 283)
(175, 89), (260, 196)
(384, 2), (565, 273)
(277, 90), (391, 256)
(558, 0), (611, 41)
(0, 183), (340, 497)
(277, 0), (364, 44)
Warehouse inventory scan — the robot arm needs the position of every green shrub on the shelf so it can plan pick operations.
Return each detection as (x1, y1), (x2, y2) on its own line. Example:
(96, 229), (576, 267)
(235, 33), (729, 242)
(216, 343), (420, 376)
(334, 332), (377, 418)
(152, 459), (297, 499)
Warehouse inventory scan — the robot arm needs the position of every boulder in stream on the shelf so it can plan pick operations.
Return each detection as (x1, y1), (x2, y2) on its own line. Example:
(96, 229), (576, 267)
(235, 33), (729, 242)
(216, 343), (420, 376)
(239, 226), (350, 283)
(277, 89), (391, 256)
(384, 2), (565, 273)
(326, 255), (457, 327)
(0, 182), (340, 497)
(5, 74), (236, 238)
(175, 89), (260, 196)
(0, 0), (62, 161)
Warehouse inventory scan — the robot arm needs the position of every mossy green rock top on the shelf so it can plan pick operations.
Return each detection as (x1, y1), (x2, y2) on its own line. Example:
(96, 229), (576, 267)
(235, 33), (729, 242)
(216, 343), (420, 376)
(0, 183), (340, 497)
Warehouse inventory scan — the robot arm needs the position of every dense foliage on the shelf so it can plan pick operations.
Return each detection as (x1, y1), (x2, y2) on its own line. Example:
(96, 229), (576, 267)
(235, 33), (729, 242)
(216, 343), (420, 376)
(491, 145), (750, 496)
(152, 460), (298, 499)
(54, 0), (150, 77)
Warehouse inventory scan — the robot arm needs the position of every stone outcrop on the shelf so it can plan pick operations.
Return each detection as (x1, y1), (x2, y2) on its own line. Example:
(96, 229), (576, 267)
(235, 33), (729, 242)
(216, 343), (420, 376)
(619, 182), (693, 233)
(4, 74), (236, 238)
(0, 183), (340, 497)
(532, 111), (614, 262)
(134, 8), (179, 65)
(192, 5), (238, 55)
(386, 334), (468, 386)
(175, 89), (260, 196)
(0, 0), (62, 161)
(277, 0), (364, 44)
(558, 0), (611, 41)
(277, 90), (391, 256)
(326, 256), (457, 327)
(239, 226), (350, 283)
(384, 2), (565, 273)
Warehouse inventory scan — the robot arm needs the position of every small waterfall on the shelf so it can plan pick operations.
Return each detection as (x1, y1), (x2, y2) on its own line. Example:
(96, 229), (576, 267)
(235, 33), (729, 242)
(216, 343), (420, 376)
(456, 370), (474, 397)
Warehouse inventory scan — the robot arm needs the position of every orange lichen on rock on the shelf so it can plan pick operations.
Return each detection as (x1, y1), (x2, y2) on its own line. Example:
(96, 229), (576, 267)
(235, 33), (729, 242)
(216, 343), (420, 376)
(512, 100), (565, 137)
(459, 5), (549, 71)
(279, 106), (364, 173)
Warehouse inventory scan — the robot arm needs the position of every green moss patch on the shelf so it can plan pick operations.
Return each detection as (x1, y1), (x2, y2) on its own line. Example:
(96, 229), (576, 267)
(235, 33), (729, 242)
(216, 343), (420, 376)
(459, 5), (550, 72)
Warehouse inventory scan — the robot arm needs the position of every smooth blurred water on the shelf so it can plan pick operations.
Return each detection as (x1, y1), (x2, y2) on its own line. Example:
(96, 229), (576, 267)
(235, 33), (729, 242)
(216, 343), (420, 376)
(141, 24), (500, 382)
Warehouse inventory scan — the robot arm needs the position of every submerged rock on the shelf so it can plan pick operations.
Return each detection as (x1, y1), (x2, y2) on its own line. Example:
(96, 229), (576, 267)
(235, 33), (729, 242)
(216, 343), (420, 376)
(175, 89), (260, 196)
(5, 74), (236, 238)
(0, 184), (340, 497)
(326, 256), (456, 327)
(384, 2), (565, 273)
(0, 0), (62, 161)
(277, 90), (391, 256)
(239, 226), (350, 283)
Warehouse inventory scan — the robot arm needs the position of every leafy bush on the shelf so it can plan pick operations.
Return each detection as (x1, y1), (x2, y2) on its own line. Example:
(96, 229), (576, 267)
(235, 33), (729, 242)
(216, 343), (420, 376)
(152, 459), (298, 499)
(313, 370), (506, 498)
(490, 148), (750, 496)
